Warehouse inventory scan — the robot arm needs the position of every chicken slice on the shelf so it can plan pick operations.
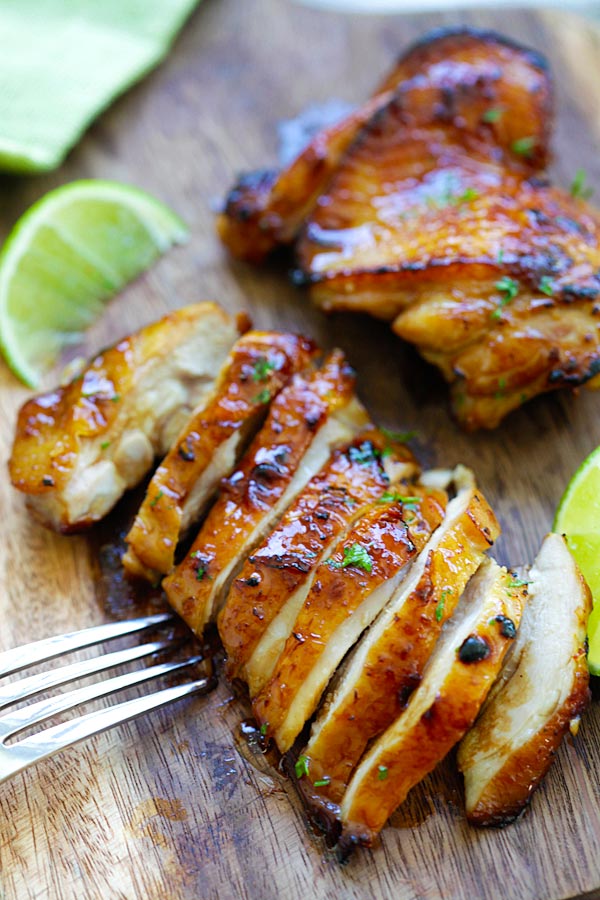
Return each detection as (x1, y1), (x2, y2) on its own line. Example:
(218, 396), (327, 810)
(9, 303), (243, 533)
(457, 534), (591, 826)
(162, 351), (367, 637)
(334, 558), (526, 851)
(219, 432), (419, 694)
(122, 331), (315, 580)
(218, 28), (549, 263)
(300, 470), (499, 809)
(252, 488), (447, 753)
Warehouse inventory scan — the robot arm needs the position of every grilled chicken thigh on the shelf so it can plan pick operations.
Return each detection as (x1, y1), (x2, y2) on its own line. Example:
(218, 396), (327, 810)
(458, 534), (591, 825)
(219, 432), (419, 695)
(123, 331), (315, 580)
(299, 470), (499, 809)
(334, 558), (526, 851)
(9, 304), (242, 532)
(218, 27), (600, 428)
(252, 488), (446, 753)
(218, 28), (549, 264)
(163, 351), (367, 636)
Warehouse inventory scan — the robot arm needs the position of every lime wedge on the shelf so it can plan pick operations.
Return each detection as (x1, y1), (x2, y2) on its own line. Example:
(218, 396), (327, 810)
(554, 445), (600, 675)
(0, 180), (188, 387)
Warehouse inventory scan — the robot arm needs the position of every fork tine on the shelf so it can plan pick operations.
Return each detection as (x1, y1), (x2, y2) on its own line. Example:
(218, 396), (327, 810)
(0, 613), (174, 678)
(0, 638), (178, 711)
(0, 677), (215, 784)
(0, 655), (207, 741)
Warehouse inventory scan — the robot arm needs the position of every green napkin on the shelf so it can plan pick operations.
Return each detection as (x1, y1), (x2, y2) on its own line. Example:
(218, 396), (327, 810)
(0, 0), (200, 174)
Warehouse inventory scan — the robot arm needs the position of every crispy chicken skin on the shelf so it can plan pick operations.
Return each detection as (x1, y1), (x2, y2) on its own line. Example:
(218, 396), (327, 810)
(9, 304), (242, 533)
(163, 351), (366, 636)
(335, 558), (526, 851)
(217, 28), (549, 263)
(252, 488), (447, 753)
(218, 432), (419, 693)
(457, 534), (591, 826)
(293, 36), (600, 428)
(123, 331), (315, 580)
(300, 472), (499, 808)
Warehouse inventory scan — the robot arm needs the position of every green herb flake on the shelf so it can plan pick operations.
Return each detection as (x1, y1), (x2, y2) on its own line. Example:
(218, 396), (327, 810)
(341, 543), (373, 573)
(570, 168), (594, 200)
(508, 577), (531, 589)
(313, 777), (331, 788)
(253, 388), (271, 405)
(100, 440), (111, 450)
(512, 136), (536, 157)
(378, 491), (420, 507)
(348, 441), (380, 465)
(328, 543), (374, 574)
(111, 394), (121, 403)
(252, 357), (276, 382)
(149, 490), (164, 508)
(435, 588), (453, 623)
(380, 427), (417, 444)
(539, 276), (554, 297)
(377, 765), (388, 781)
(482, 107), (503, 123)
(491, 276), (519, 320)
(295, 755), (310, 779)
(259, 722), (268, 737)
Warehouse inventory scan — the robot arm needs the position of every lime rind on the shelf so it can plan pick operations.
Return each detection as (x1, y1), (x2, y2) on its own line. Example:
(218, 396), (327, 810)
(0, 179), (188, 387)
(554, 445), (600, 675)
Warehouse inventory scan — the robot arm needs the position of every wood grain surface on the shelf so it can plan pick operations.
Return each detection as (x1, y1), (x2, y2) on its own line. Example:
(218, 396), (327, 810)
(1, 1), (600, 898)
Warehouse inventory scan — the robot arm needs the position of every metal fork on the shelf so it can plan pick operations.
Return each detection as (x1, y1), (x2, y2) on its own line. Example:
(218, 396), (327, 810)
(0, 613), (216, 784)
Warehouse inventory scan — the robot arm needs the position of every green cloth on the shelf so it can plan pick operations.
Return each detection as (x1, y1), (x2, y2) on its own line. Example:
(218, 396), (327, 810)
(0, 0), (200, 174)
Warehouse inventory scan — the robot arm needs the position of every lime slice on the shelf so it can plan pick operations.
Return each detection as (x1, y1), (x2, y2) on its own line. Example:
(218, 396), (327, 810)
(0, 179), (188, 387)
(554, 445), (600, 675)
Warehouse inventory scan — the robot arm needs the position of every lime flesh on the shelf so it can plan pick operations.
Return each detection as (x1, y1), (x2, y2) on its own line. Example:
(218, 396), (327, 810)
(0, 179), (188, 387)
(554, 445), (600, 675)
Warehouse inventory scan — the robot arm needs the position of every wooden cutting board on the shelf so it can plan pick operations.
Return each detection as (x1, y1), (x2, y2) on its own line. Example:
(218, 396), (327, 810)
(1, 1), (600, 897)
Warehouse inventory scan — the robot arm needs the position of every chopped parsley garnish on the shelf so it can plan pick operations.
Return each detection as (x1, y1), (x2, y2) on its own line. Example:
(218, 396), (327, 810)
(378, 491), (420, 507)
(328, 543), (373, 574)
(482, 107), (503, 123)
(195, 565), (206, 582)
(295, 755), (310, 779)
(260, 722), (268, 737)
(539, 276), (554, 297)
(508, 577), (531, 589)
(435, 588), (453, 623)
(430, 178), (479, 209)
(491, 276), (519, 320)
(149, 490), (164, 508)
(570, 168), (594, 200)
(252, 357), (276, 382)
(512, 136), (536, 157)
(313, 777), (330, 788)
(100, 440), (111, 450)
(380, 427), (417, 444)
(111, 394), (121, 403)
(252, 388), (271, 405)
(377, 765), (388, 781)
(348, 441), (380, 465)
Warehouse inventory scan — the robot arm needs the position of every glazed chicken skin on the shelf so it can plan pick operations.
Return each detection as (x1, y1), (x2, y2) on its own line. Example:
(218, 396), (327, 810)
(295, 52), (600, 429)
(163, 351), (368, 636)
(300, 469), (500, 809)
(217, 28), (549, 263)
(218, 27), (600, 428)
(123, 330), (315, 581)
(458, 534), (591, 826)
(219, 431), (419, 695)
(334, 558), (526, 852)
(9, 304), (242, 532)
(252, 488), (447, 753)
